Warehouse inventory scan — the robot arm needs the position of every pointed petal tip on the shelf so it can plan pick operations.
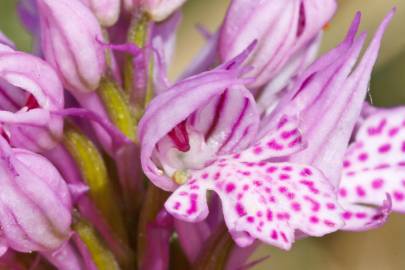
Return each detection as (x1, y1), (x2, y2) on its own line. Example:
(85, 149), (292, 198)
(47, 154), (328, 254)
(221, 39), (258, 71)
(345, 12), (362, 42)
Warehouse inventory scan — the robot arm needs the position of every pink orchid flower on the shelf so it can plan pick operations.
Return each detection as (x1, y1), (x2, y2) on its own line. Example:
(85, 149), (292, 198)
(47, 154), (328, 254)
(219, 0), (337, 89)
(139, 10), (394, 251)
(0, 45), (64, 152)
(139, 46), (344, 250)
(37, 0), (106, 94)
(0, 136), (72, 255)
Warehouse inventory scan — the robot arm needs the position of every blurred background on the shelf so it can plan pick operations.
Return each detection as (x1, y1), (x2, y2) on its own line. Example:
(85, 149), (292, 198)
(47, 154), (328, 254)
(1, 0), (405, 269)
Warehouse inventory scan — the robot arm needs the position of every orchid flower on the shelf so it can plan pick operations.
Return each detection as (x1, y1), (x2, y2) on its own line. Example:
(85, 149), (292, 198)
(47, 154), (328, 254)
(80, 0), (121, 27)
(139, 47), (344, 250)
(262, 10), (395, 230)
(0, 136), (72, 255)
(37, 0), (106, 94)
(127, 0), (188, 22)
(0, 45), (64, 152)
(219, 0), (337, 89)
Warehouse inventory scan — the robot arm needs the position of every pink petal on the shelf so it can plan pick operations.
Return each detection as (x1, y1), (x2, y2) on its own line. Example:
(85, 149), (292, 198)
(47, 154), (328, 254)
(339, 107), (405, 213)
(339, 195), (392, 231)
(238, 115), (305, 162)
(165, 159), (343, 250)
(264, 11), (394, 188)
(139, 50), (259, 191)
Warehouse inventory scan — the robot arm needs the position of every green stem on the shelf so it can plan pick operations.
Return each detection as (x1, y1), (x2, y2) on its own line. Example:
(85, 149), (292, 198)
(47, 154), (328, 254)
(73, 216), (121, 270)
(97, 77), (137, 141)
(63, 124), (129, 247)
(124, 13), (150, 95)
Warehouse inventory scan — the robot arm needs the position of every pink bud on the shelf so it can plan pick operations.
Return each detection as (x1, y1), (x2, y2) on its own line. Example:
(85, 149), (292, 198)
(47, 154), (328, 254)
(0, 137), (72, 254)
(80, 0), (121, 27)
(0, 48), (64, 152)
(219, 0), (336, 89)
(37, 0), (106, 94)
(126, 0), (187, 21)
(143, 0), (187, 21)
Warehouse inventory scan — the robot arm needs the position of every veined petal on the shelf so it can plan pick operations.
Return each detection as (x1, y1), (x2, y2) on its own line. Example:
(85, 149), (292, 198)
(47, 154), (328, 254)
(165, 159), (343, 250)
(339, 107), (405, 213)
(264, 11), (394, 187)
(219, 0), (336, 88)
(139, 50), (259, 191)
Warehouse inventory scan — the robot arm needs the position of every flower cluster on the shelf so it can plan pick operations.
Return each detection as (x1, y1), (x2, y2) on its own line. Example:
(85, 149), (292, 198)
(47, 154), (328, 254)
(0, 0), (401, 269)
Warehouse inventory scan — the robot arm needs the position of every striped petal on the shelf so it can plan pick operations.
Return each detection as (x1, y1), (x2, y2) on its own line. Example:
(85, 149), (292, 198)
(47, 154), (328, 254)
(139, 48), (259, 191)
(263, 11), (394, 188)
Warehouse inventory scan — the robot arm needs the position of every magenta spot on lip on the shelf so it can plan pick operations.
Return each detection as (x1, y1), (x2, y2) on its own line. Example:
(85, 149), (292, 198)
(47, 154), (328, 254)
(279, 174), (290, 180)
(267, 166), (278, 173)
(389, 127), (399, 137)
(282, 166), (293, 171)
(225, 183), (236, 193)
(236, 203), (247, 217)
(300, 168), (312, 176)
(310, 216), (319, 224)
(277, 117), (288, 128)
(246, 216), (255, 223)
(398, 161), (405, 167)
(358, 153), (368, 161)
(342, 211), (352, 220)
(339, 188), (347, 197)
(355, 212), (367, 219)
(267, 140), (283, 151)
(367, 119), (386, 136)
(266, 209), (273, 221)
(288, 137), (302, 148)
(375, 163), (390, 170)
(286, 192), (295, 200)
(253, 180), (262, 187)
(201, 173), (209, 179)
(304, 196), (320, 212)
(279, 186), (287, 193)
(174, 202), (181, 210)
(356, 186), (366, 197)
(394, 191), (404, 201)
(280, 232), (288, 243)
(326, 203), (336, 210)
(291, 202), (301, 211)
(271, 230), (278, 240)
(372, 179), (384, 189)
(378, 144), (391, 153)
(324, 220), (336, 227)
(253, 147), (263, 154)
(343, 160), (351, 168)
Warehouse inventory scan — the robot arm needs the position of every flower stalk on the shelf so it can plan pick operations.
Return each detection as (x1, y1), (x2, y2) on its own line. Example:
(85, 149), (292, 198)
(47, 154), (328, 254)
(72, 215), (121, 270)
(63, 124), (129, 249)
